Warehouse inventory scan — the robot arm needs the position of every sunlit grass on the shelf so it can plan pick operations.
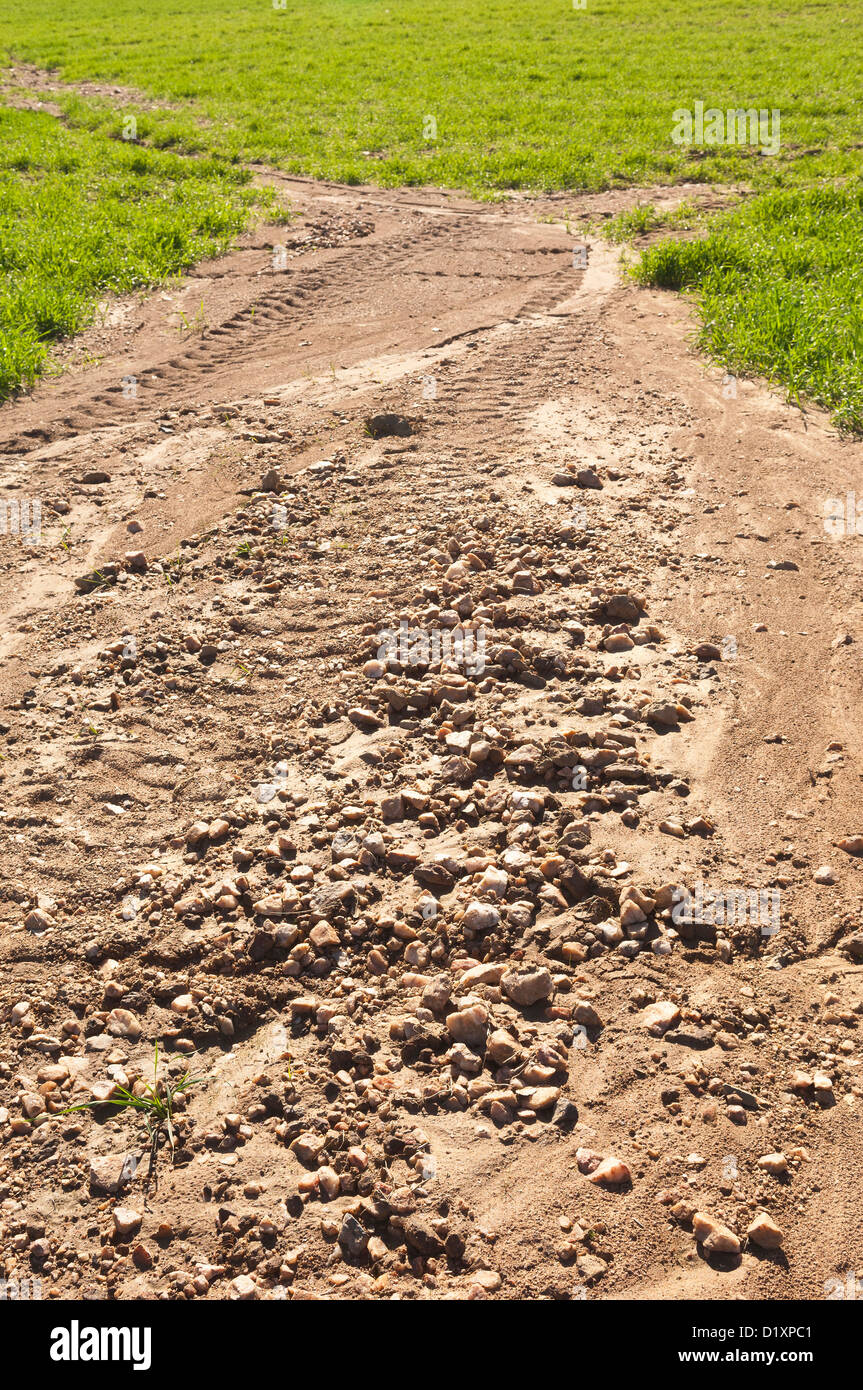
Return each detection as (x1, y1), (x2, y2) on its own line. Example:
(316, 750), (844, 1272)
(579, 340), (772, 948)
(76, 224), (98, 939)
(632, 185), (863, 431)
(0, 105), (287, 399)
(1, 0), (861, 194)
(1, 0), (861, 422)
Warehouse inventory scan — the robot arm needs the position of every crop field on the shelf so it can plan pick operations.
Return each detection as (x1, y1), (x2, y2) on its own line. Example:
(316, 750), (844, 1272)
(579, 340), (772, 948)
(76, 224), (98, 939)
(1, 0), (862, 420)
(2, 0), (862, 192)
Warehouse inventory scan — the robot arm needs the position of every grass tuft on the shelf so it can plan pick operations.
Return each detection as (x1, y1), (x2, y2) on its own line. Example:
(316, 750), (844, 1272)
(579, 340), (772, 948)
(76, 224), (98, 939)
(62, 1042), (200, 1187)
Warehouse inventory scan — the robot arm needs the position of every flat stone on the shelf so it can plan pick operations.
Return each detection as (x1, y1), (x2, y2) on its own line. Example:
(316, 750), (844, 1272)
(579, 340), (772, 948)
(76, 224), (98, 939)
(106, 1008), (142, 1041)
(338, 1213), (369, 1257)
(401, 1215), (444, 1256)
(112, 1206), (143, 1241)
(309, 921), (340, 950)
(24, 908), (54, 933)
(89, 1153), (139, 1195)
(291, 1132), (326, 1165)
(501, 968), (553, 1007)
(641, 1000), (681, 1035)
(588, 1156), (631, 1186)
(665, 1027), (714, 1050)
(692, 1211), (740, 1254)
(461, 901), (500, 933)
(525, 1086), (561, 1111)
(746, 1211), (784, 1249)
(577, 1253), (608, 1282)
(572, 1000), (603, 1029)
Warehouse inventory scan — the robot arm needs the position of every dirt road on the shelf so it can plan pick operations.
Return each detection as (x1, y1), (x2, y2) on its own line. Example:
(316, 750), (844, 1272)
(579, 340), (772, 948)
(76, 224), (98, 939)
(1, 177), (861, 1301)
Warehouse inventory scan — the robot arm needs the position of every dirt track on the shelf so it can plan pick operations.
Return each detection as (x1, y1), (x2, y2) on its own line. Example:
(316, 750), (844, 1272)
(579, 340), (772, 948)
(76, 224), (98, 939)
(1, 177), (862, 1301)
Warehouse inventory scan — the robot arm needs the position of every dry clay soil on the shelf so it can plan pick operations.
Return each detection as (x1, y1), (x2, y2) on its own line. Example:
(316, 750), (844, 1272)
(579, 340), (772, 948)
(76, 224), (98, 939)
(1, 173), (863, 1303)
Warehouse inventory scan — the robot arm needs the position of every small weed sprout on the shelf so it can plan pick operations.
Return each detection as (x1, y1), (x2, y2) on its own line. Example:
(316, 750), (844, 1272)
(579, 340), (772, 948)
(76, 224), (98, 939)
(62, 1043), (200, 1188)
(70, 695), (100, 740)
(163, 551), (185, 593)
(285, 1053), (306, 1086)
(176, 297), (207, 335)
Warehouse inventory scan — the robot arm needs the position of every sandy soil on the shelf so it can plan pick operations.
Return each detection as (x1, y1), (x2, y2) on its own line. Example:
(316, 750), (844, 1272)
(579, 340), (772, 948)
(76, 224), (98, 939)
(1, 173), (862, 1303)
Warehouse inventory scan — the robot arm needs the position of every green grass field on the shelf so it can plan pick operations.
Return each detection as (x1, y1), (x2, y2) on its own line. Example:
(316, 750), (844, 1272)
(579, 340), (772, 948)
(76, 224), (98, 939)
(0, 106), (282, 399)
(1, 0), (861, 422)
(3, 0), (861, 192)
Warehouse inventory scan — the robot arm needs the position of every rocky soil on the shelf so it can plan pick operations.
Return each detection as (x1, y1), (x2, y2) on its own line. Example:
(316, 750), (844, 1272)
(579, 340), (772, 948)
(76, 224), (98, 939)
(1, 175), (862, 1302)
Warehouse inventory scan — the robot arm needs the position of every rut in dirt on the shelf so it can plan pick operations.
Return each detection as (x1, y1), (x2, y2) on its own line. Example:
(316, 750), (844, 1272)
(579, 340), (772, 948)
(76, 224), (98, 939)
(0, 183), (861, 1302)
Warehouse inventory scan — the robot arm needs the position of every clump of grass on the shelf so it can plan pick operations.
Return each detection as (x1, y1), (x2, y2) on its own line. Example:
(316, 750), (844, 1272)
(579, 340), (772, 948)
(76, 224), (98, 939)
(163, 550), (186, 593)
(603, 203), (658, 242)
(63, 1042), (200, 1187)
(176, 295), (208, 335)
(602, 200), (701, 243)
(632, 184), (863, 432)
